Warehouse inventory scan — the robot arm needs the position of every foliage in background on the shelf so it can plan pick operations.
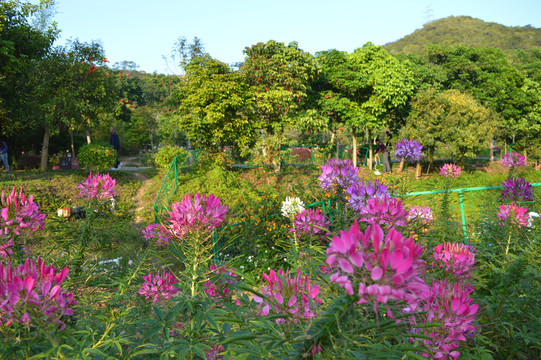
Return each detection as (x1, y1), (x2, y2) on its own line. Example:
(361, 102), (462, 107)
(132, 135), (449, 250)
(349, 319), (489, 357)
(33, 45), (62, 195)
(152, 145), (188, 171)
(77, 142), (116, 172)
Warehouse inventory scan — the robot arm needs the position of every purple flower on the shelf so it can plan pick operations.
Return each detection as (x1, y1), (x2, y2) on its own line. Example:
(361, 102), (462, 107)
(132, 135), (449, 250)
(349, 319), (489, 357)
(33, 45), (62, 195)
(78, 173), (116, 200)
(138, 270), (180, 303)
(318, 159), (359, 193)
(407, 206), (434, 224)
(204, 265), (238, 301)
(168, 193), (227, 239)
(358, 196), (409, 229)
(290, 209), (330, 238)
(142, 224), (172, 246)
(499, 177), (533, 202)
(501, 152), (526, 167)
(346, 180), (388, 212)
(395, 138), (423, 163)
(439, 163), (462, 178)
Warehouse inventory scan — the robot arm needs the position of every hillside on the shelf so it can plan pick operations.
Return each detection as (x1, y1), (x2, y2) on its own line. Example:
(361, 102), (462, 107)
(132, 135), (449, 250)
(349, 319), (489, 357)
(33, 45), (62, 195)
(384, 16), (541, 55)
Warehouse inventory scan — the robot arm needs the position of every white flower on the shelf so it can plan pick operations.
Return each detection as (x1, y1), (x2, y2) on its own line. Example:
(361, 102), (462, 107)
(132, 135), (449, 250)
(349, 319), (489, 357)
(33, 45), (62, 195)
(528, 212), (540, 228)
(281, 196), (305, 219)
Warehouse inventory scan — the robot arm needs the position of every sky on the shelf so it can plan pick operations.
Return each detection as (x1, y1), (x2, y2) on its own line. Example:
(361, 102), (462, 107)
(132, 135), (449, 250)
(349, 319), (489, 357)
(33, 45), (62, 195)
(51, 0), (541, 75)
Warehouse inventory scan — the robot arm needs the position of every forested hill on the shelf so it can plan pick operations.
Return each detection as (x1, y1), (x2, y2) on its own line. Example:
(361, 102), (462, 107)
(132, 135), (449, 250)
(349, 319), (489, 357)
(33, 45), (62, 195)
(383, 16), (541, 55)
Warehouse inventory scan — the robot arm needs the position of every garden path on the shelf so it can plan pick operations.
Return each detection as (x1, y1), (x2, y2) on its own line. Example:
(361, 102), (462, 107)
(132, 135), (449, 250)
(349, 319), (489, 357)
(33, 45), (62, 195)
(116, 155), (155, 224)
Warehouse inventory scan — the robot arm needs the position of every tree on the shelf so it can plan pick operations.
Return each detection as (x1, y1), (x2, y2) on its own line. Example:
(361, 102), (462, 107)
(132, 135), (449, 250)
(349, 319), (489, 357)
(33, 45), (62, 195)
(170, 54), (258, 160)
(314, 44), (415, 167)
(240, 40), (318, 169)
(402, 88), (496, 167)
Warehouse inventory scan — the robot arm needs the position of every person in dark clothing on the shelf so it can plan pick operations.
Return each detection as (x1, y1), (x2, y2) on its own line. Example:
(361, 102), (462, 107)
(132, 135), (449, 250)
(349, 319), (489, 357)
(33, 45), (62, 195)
(0, 139), (9, 172)
(375, 139), (391, 173)
(109, 127), (122, 169)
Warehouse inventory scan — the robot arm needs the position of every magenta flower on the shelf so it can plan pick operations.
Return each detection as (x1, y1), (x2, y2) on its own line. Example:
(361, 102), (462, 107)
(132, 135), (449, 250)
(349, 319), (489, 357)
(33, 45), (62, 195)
(142, 223), (172, 246)
(439, 164), (461, 178)
(290, 208), (330, 238)
(0, 257), (76, 330)
(1, 187), (46, 238)
(358, 196), (409, 229)
(407, 206), (434, 225)
(412, 280), (478, 359)
(138, 270), (180, 303)
(252, 268), (322, 325)
(500, 152), (526, 167)
(169, 321), (184, 337)
(433, 243), (475, 280)
(168, 193), (227, 239)
(78, 172), (116, 200)
(325, 221), (428, 314)
(499, 177), (533, 202)
(205, 344), (225, 360)
(346, 179), (388, 212)
(496, 203), (529, 227)
(318, 159), (359, 193)
(395, 138), (423, 163)
(204, 265), (238, 301)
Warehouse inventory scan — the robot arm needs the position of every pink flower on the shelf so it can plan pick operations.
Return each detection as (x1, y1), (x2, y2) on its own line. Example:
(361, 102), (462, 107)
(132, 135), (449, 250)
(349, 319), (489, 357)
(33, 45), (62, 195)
(407, 206), (434, 224)
(500, 152), (526, 167)
(77, 173), (116, 200)
(358, 196), (409, 229)
(325, 221), (428, 314)
(1, 187), (46, 239)
(411, 280), (478, 359)
(253, 268), (322, 324)
(168, 193), (227, 239)
(138, 270), (179, 303)
(142, 223), (172, 246)
(0, 257), (76, 330)
(497, 203), (529, 228)
(204, 265), (238, 301)
(439, 164), (461, 178)
(290, 208), (330, 238)
(433, 243), (475, 280)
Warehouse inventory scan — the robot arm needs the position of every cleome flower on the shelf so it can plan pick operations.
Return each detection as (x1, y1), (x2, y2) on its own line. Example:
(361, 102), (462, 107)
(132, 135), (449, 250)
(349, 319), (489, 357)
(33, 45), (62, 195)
(439, 164), (461, 178)
(138, 270), (180, 303)
(496, 203), (529, 228)
(407, 206), (434, 225)
(358, 195), (409, 229)
(432, 243), (475, 281)
(318, 159), (359, 193)
(204, 264), (238, 301)
(142, 223), (172, 246)
(411, 279), (478, 360)
(499, 177), (533, 202)
(290, 208), (330, 238)
(168, 193), (227, 239)
(78, 172), (116, 200)
(500, 152), (526, 167)
(253, 268), (322, 325)
(325, 221), (428, 315)
(395, 138), (423, 163)
(0, 257), (76, 330)
(281, 197), (305, 220)
(1, 187), (46, 238)
(346, 179), (388, 212)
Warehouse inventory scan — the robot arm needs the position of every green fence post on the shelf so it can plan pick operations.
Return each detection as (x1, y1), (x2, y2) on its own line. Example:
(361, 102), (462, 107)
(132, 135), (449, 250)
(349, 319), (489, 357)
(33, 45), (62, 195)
(458, 190), (468, 242)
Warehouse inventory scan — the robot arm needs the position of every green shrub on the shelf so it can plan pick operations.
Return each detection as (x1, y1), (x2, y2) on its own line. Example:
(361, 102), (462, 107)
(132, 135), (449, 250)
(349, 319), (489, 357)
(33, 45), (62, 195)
(153, 145), (188, 170)
(77, 143), (116, 172)
(18, 153), (41, 170)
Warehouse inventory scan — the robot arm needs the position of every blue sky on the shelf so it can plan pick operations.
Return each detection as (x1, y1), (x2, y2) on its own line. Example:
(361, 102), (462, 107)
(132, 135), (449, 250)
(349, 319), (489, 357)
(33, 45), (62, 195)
(52, 0), (541, 74)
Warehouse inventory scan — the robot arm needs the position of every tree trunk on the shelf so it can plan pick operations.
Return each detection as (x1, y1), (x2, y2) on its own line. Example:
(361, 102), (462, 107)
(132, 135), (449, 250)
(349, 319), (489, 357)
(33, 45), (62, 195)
(70, 129), (75, 156)
(329, 128), (335, 160)
(40, 128), (50, 172)
(490, 138), (494, 162)
(426, 147), (435, 175)
(352, 127), (358, 167)
(415, 162), (422, 179)
(86, 126), (92, 144)
(368, 129), (373, 170)
(398, 159), (405, 173)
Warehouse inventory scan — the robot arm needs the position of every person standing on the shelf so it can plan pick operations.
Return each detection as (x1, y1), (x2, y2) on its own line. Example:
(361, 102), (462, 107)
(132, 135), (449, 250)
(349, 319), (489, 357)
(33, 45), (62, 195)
(0, 139), (9, 172)
(109, 127), (122, 169)
(375, 139), (391, 173)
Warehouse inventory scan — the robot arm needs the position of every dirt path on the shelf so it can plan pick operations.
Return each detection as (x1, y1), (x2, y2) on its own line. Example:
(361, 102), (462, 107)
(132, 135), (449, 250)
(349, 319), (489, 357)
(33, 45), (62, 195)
(117, 155), (155, 225)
